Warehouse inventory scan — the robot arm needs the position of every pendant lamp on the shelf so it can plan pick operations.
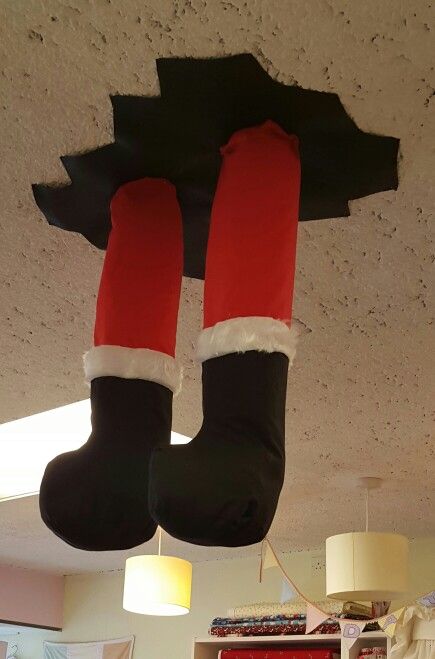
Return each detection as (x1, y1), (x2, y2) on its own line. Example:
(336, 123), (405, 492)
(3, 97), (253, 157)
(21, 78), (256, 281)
(326, 477), (409, 601)
(123, 528), (192, 616)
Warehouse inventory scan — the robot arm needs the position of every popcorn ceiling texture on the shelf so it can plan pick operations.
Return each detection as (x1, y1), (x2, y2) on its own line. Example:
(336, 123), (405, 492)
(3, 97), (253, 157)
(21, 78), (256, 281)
(0, 0), (434, 573)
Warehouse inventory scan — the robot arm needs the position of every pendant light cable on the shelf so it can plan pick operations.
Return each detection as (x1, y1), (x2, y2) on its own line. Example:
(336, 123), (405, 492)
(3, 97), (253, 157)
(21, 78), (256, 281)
(158, 526), (162, 556)
(365, 487), (369, 532)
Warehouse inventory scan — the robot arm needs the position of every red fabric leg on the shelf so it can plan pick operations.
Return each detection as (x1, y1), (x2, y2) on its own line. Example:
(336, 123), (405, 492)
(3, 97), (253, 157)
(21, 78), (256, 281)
(94, 178), (183, 357)
(203, 120), (301, 329)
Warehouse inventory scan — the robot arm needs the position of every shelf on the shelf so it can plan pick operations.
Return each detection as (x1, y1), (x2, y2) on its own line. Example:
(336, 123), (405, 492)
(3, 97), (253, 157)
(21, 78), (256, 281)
(196, 633), (343, 644)
(196, 632), (386, 644)
(192, 631), (389, 659)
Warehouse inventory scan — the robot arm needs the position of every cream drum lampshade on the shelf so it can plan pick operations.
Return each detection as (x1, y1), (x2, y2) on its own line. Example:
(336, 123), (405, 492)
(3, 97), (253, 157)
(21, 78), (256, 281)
(123, 555), (192, 616)
(326, 532), (409, 601)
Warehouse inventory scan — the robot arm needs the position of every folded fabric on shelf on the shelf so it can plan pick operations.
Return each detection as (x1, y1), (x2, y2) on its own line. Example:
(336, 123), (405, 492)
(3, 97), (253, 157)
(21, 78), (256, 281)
(209, 619), (341, 637)
(211, 597), (382, 638)
(335, 613), (372, 621)
(212, 614), (306, 627)
(218, 649), (340, 658)
(227, 600), (342, 619)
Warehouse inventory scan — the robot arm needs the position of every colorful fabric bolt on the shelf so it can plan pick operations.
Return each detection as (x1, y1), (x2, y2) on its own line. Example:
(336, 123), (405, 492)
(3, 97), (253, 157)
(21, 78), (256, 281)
(218, 649), (339, 658)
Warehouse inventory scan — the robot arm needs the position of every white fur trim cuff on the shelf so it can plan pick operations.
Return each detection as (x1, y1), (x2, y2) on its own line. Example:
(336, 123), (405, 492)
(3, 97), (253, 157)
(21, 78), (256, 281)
(83, 346), (182, 394)
(196, 317), (299, 364)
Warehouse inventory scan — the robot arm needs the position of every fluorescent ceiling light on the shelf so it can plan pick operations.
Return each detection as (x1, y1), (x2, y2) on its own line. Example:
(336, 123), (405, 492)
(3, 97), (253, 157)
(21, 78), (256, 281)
(0, 399), (191, 502)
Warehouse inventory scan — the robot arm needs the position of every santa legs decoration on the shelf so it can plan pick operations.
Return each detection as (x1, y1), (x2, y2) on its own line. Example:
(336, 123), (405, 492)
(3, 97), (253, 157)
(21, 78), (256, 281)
(39, 120), (300, 550)
(149, 121), (301, 546)
(39, 178), (183, 550)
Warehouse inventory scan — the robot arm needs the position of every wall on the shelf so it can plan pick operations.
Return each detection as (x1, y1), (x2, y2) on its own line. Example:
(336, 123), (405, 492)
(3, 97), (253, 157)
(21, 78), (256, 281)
(0, 566), (64, 629)
(2, 538), (434, 659)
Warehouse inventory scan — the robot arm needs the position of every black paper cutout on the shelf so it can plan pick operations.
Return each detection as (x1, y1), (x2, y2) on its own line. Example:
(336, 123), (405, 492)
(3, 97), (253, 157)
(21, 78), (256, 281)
(32, 54), (399, 279)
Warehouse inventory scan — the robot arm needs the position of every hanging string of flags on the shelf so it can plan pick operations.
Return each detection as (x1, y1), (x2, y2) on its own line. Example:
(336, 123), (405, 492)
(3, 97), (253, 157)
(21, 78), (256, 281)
(259, 537), (434, 647)
(418, 592), (435, 607)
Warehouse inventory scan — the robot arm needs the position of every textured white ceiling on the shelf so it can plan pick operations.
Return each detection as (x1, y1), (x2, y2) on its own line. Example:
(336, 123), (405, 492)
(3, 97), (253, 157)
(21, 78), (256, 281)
(0, 0), (434, 575)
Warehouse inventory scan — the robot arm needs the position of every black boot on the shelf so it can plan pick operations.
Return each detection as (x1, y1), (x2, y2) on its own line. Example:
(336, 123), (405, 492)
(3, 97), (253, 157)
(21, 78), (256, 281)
(149, 351), (289, 547)
(40, 376), (172, 551)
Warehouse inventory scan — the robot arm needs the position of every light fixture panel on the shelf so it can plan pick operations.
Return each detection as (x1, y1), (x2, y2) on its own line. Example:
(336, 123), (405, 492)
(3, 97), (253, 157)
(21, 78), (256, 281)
(0, 400), (191, 501)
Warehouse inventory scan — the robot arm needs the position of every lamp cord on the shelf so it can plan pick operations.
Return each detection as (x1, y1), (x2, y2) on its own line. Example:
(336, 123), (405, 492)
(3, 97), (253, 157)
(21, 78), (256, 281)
(365, 488), (369, 532)
(158, 526), (162, 556)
